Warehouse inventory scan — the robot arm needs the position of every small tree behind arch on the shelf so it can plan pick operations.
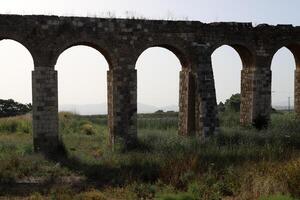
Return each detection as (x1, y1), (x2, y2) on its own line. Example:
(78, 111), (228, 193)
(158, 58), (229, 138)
(0, 99), (32, 117)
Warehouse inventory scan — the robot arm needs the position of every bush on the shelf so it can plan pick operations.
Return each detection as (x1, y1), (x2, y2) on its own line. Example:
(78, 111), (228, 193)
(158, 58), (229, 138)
(277, 158), (300, 197)
(0, 99), (32, 117)
(1, 110), (300, 199)
(0, 115), (32, 134)
(224, 93), (241, 112)
(81, 123), (96, 135)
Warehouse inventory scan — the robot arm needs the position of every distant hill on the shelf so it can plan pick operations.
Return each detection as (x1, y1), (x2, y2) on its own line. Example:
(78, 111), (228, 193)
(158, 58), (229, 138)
(59, 102), (294, 115)
(59, 103), (179, 115)
(272, 99), (294, 110)
(59, 104), (107, 115)
(273, 105), (294, 111)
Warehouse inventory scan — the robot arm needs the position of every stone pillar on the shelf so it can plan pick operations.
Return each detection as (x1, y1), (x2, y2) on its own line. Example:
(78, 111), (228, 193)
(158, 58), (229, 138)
(107, 68), (137, 149)
(194, 59), (218, 138)
(294, 68), (300, 116)
(32, 67), (60, 153)
(252, 67), (272, 127)
(240, 68), (255, 125)
(179, 68), (196, 136)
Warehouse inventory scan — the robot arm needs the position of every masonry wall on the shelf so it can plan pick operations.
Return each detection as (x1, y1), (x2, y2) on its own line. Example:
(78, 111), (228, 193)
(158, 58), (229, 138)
(1, 14), (300, 153)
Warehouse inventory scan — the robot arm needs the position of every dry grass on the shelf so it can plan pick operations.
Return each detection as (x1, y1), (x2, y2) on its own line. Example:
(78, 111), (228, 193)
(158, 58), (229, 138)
(0, 112), (299, 199)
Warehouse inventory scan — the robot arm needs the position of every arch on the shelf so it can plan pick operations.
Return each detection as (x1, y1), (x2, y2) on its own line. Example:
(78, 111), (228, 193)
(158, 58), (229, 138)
(0, 38), (35, 66)
(53, 44), (111, 152)
(211, 45), (245, 104)
(135, 46), (195, 135)
(211, 44), (255, 126)
(271, 46), (297, 112)
(211, 44), (255, 69)
(55, 45), (109, 113)
(271, 43), (300, 69)
(135, 44), (191, 70)
(286, 44), (300, 69)
(136, 47), (182, 109)
(53, 41), (114, 68)
(0, 39), (34, 103)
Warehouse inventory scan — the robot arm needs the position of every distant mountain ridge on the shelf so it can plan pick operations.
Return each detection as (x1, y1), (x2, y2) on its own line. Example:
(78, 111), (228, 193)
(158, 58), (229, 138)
(59, 103), (179, 115)
(59, 103), (293, 115)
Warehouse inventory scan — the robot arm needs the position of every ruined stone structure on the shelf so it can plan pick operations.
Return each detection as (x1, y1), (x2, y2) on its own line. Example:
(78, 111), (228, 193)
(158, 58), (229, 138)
(0, 14), (299, 153)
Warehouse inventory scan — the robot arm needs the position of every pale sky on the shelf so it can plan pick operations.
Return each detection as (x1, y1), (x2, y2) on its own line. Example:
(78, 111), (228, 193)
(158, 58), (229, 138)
(0, 0), (299, 110)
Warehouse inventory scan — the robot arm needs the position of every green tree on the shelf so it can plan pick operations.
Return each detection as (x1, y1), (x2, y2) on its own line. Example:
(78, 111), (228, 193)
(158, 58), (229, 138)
(154, 110), (164, 114)
(224, 93), (241, 112)
(0, 99), (32, 117)
(218, 102), (226, 112)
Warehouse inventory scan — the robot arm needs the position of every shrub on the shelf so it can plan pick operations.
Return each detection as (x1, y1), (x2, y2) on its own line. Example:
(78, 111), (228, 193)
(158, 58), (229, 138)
(131, 183), (156, 199)
(81, 123), (96, 135)
(0, 115), (32, 134)
(0, 99), (32, 117)
(224, 93), (241, 112)
(28, 193), (44, 200)
(277, 158), (300, 197)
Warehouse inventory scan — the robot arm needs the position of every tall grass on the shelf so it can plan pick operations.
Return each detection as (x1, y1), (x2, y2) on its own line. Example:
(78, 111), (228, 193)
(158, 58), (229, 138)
(0, 111), (299, 199)
(0, 114), (32, 134)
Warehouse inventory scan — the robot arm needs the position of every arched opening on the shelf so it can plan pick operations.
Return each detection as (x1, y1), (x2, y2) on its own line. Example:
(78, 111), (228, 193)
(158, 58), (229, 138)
(0, 39), (34, 150)
(212, 45), (243, 104)
(55, 45), (109, 158)
(211, 44), (254, 126)
(271, 47), (297, 114)
(135, 47), (183, 138)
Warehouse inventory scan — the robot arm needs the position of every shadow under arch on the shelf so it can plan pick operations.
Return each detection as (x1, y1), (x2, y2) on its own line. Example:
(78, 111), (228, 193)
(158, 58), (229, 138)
(271, 43), (300, 115)
(211, 44), (255, 126)
(287, 44), (300, 69)
(135, 45), (195, 136)
(231, 44), (255, 69)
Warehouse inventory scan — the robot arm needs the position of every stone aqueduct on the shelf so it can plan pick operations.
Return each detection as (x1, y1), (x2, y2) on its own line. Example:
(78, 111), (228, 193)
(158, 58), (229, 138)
(0, 14), (300, 153)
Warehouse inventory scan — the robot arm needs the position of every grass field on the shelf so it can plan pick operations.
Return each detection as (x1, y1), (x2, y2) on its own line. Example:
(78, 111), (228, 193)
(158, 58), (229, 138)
(0, 111), (299, 199)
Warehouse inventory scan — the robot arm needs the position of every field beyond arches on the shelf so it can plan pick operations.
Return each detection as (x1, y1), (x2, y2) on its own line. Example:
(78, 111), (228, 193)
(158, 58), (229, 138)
(0, 110), (299, 199)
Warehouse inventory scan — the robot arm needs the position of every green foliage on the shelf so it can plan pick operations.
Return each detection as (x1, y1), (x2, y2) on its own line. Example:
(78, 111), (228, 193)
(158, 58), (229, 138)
(0, 147), (71, 184)
(218, 109), (240, 127)
(0, 112), (300, 199)
(131, 183), (156, 199)
(217, 102), (225, 113)
(155, 110), (165, 114)
(0, 99), (32, 117)
(277, 158), (300, 197)
(218, 93), (241, 127)
(138, 112), (178, 130)
(0, 115), (32, 134)
(224, 93), (241, 112)
(80, 123), (97, 135)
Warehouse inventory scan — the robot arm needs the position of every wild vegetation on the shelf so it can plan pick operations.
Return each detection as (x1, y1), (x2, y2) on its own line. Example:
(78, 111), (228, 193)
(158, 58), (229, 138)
(0, 99), (32, 118)
(0, 98), (299, 199)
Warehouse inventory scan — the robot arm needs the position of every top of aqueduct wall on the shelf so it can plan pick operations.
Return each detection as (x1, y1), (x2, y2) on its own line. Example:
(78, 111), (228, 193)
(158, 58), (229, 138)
(0, 14), (299, 69)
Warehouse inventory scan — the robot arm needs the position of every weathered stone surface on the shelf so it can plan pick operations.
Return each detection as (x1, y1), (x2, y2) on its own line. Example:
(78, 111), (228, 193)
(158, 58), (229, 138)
(1, 14), (300, 152)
